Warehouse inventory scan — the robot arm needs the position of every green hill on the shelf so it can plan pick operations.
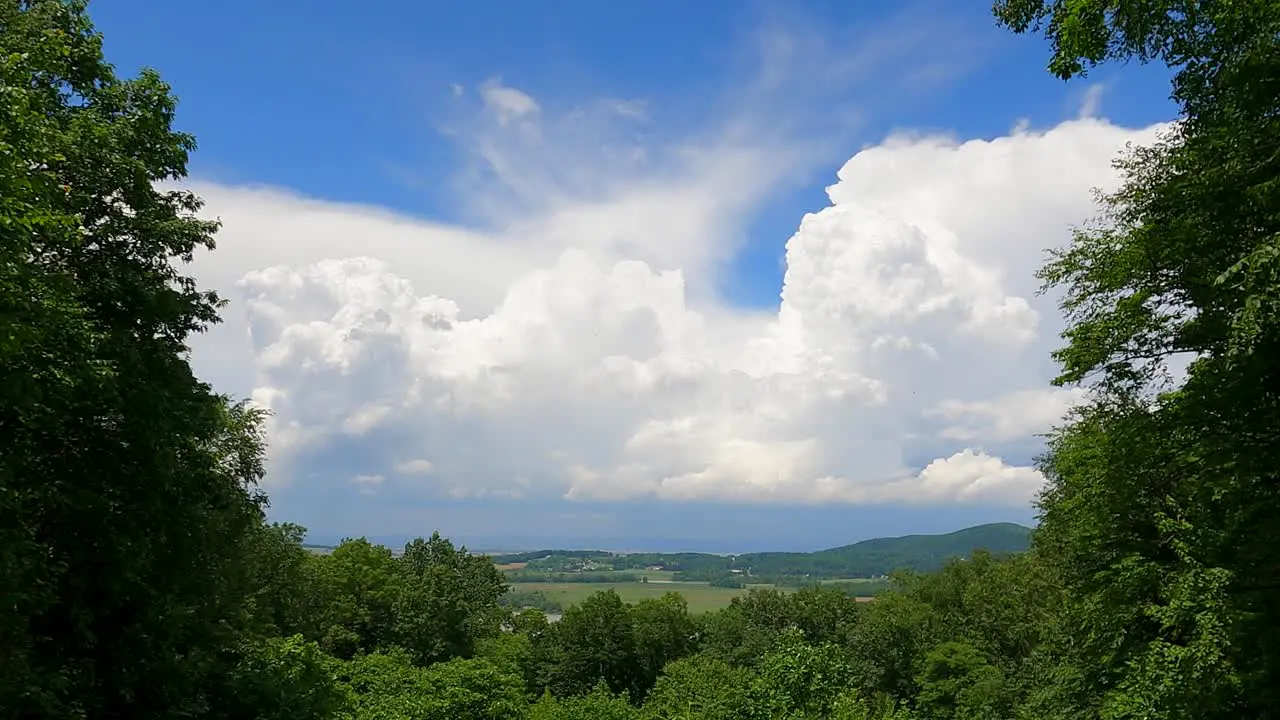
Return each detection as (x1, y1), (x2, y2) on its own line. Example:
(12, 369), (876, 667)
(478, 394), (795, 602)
(739, 522), (1034, 578)
(495, 522), (1034, 581)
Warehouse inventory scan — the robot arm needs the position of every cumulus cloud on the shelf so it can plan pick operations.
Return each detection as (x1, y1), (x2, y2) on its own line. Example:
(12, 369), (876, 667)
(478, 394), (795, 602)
(927, 387), (1088, 442)
(884, 450), (1048, 505)
(184, 66), (1167, 509)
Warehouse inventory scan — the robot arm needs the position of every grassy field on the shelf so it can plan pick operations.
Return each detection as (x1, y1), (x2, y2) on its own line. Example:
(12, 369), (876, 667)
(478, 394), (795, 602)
(501, 562), (889, 615)
(613, 569), (678, 582)
(514, 581), (779, 614)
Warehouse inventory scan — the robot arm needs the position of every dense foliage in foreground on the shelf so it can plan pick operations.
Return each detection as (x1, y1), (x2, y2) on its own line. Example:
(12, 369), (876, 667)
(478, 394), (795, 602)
(2, 0), (1277, 717)
(137, 524), (1063, 720)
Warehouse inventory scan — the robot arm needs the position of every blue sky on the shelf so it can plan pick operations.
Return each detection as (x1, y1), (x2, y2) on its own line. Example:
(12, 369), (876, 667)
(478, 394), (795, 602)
(90, 1), (1176, 552)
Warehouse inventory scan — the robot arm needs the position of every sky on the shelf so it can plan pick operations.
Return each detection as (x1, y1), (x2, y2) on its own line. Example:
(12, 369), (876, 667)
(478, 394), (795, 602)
(88, 0), (1178, 553)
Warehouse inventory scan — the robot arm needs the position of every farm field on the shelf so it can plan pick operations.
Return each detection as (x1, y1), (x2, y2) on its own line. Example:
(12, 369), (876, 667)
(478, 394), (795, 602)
(515, 581), (781, 614)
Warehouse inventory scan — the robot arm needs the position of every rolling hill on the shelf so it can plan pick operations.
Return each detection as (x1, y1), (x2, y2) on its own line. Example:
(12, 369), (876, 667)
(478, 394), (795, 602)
(736, 522), (1034, 578)
(494, 522), (1034, 580)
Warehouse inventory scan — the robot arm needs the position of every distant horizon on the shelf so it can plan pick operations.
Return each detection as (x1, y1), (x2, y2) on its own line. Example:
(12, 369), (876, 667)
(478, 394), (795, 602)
(273, 498), (1038, 555)
(300, 519), (1036, 556)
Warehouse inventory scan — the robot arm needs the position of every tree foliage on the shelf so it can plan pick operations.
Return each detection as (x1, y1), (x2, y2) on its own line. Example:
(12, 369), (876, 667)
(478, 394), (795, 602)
(1, 1), (269, 716)
(994, 0), (1280, 716)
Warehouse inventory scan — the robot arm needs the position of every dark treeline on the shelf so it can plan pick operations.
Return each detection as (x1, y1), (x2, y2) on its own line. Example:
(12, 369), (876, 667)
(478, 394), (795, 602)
(500, 591), (564, 615)
(822, 579), (891, 597)
(3, 0), (1279, 719)
(506, 571), (641, 584)
(494, 550), (616, 565)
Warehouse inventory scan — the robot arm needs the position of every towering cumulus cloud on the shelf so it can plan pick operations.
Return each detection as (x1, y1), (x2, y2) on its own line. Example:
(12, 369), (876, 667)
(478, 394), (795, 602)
(187, 83), (1164, 507)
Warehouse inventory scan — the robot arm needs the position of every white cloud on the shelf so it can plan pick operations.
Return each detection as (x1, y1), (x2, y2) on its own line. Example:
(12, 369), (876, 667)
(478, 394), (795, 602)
(881, 450), (1047, 505)
(395, 459), (435, 475)
(184, 70), (1167, 508)
(1079, 83), (1105, 118)
(927, 387), (1088, 442)
(352, 473), (386, 495)
(478, 78), (539, 125)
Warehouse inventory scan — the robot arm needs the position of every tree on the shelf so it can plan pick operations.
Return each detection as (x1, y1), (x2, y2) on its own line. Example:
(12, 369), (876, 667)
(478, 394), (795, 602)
(546, 590), (639, 698)
(512, 608), (563, 697)
(914, 643), (1009, 720)
(787, 585), (863, 646)
(311, 538), (399, 659)
(994, 0), (1280, 716)
(341, 649), (526, 720)
(845, 586), (945, 701)
(643, 655), (754, 720)
(697, 588), (798, 667)
(629, 592), (696, 700)
(527, 684), (642, 720)
(240, 522), (329, 640)
(214, 635), (353, 720)
(1, 2), (271, 716)
(748, 630), (857, 719)
(392, 533), (508, 665)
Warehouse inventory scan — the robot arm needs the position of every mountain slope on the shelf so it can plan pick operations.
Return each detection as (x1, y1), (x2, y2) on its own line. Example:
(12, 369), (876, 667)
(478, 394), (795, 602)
(725, 522), (1032, 578)
(494, 522), (1034, 579)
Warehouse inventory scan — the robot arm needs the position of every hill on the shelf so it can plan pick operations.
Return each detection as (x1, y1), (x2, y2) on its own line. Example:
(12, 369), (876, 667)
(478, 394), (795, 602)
(493, 522), (1033, 581)
(738, 522), (1034, 578)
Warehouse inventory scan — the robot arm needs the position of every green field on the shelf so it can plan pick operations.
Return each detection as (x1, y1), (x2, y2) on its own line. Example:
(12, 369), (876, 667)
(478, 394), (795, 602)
(615, 569), (678, 582)
(508, 573), (887, 614)
(516, 581), (779, 614)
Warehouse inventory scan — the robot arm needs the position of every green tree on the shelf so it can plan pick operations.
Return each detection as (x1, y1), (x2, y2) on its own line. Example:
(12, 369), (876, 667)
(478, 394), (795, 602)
(845, 585), (945, 701)
(747, 630), (858, 719)
(629, 592), (697, 700)
(995, 0), (1280, 716)
(215, 634), (353, 720)
(341, 649), (525, 720)
(643, 655), (754, 720)
(474, 631), (537, 700)
(914, 642), (1009, 720)
(546, 590), (639, 698)
(528, 684), (642, 720)
(312, 539), (400, 659)
(697, 588), (798, 667)
(0, 2), (271, 716)
(240, 522), (329, 640)
(512, 608), (563, 697)
(392, 533), (508, 665)
(787, 585), (863, 646)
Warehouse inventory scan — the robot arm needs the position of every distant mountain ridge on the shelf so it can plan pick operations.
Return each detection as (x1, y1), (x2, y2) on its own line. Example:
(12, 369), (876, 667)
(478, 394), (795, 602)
(491, 522), (1034, 580)
(820, 521), (1032, 563)
(736, 522), (1034, 577)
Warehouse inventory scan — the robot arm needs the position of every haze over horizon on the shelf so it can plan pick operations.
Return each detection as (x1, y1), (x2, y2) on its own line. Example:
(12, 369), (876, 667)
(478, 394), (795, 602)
(305, 520), (1035, 557)
(89, 0), (1177, 549)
